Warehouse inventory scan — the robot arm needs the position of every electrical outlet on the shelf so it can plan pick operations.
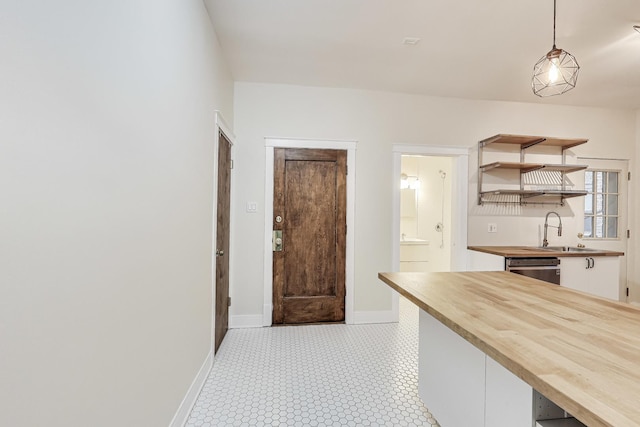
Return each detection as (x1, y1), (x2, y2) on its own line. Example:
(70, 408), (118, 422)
(488, 223), (498, 233)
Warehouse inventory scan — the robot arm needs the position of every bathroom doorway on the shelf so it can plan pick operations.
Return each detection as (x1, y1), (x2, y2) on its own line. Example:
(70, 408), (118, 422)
(400, 155), (454, 272)
(392, 145), (469, 275)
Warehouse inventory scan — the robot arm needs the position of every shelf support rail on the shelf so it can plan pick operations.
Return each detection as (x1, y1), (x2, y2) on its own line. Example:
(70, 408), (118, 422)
(477, 141), (483, 205)
(521, 138), (547, 150)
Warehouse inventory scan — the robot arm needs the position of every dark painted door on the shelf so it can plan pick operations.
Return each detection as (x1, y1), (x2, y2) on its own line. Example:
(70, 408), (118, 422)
(214, 131), (231, 352)
(272, 148), (347, 324)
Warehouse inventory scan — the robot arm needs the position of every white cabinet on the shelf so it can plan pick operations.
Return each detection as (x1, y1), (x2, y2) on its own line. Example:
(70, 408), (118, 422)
(467, 250), (504, 271)
(419, 309), (562, 427)
(560, 256), (620, 300)
(419, 310), (486, 427)
(485, 356), (534, 427)
(400, 241), (429, 272)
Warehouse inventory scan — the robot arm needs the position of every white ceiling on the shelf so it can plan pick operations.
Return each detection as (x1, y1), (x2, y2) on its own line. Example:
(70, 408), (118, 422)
(205, 0), (640, 110)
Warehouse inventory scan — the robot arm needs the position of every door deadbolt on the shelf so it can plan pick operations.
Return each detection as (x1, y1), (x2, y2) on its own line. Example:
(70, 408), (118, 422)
(273, 230), (283, 251)
(275, 215), (283, 223)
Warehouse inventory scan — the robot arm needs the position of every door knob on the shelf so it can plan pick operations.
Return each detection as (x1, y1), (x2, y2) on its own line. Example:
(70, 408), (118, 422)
(216, 249), (224, 257)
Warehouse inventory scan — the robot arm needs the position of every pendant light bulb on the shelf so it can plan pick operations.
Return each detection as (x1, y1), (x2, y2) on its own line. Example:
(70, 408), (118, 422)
(548, 58), (560, 83)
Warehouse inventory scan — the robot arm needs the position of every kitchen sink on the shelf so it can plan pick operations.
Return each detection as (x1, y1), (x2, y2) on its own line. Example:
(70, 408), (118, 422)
(539, 246), (599, 252)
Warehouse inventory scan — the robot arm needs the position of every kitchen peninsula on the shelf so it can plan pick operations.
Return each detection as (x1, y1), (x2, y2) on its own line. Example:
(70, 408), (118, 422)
(379, 271), (640, 427)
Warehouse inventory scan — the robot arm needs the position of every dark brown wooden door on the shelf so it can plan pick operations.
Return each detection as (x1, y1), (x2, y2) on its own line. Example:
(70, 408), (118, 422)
(273, 148), (347, 324)
(214, 131), (231, 352)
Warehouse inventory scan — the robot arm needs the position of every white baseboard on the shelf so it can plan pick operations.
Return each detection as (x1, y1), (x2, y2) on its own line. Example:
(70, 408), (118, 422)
(352, 309), (399, 324)
(168, 351), (213, 427)
(229, 314), (264, 329)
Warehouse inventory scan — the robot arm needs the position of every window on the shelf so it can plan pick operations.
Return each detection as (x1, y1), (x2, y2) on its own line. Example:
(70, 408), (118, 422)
(584, 170), (619, 238)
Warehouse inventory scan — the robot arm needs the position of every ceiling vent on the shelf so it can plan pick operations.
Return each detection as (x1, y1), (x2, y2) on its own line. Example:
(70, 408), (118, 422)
(402, 37), (421, 46)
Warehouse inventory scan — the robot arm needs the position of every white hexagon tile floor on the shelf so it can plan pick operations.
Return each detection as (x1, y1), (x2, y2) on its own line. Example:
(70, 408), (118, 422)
(185, 297), (440, 427)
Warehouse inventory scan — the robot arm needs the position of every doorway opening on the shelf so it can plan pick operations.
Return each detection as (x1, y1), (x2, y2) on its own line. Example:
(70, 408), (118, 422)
(400, 155), (454, 273)
(393, 145), (469, 272)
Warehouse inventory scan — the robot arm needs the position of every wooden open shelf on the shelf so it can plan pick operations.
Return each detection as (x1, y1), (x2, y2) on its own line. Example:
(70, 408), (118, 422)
(479, 162), (588, 174)
(480, 189), (587, 197)
(477, 133), (589, 206)
(479, 189), (588, 205)
(479, 134), (588, 150)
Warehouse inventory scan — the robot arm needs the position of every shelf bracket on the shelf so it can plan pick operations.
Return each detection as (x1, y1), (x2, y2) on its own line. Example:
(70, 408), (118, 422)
(522, 138), (547, 150)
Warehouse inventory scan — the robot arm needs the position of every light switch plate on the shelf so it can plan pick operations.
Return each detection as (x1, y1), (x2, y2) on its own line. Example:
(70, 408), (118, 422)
(246, 202), (258, 213)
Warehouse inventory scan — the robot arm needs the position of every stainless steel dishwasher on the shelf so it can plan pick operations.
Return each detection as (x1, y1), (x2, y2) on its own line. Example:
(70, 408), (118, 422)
(505, 257), (560, 285)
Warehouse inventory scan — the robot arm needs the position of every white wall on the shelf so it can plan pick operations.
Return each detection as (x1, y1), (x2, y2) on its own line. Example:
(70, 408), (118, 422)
(0, 1), (233, 426)
(232, 82), (638, 316)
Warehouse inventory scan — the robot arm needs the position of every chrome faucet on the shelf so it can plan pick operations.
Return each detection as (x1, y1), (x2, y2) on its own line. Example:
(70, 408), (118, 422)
(542, 211), (562, 247)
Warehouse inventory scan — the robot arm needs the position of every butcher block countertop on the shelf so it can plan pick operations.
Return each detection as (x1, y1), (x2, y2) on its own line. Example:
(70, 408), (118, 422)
(468, 245), (624, 257)
(378, 271), (640, 427)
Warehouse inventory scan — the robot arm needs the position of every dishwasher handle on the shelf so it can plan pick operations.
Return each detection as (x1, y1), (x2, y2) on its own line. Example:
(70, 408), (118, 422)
(507, 265), (560, 271)
(505, 257), (560, 268)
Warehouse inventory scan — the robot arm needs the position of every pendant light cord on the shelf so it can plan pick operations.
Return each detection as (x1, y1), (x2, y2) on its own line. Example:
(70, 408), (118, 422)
(552, 0), (557, 49)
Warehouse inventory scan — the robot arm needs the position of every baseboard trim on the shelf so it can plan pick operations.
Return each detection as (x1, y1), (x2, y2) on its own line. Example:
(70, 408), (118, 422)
(352, 309), (398, 324)
(229, 314), (264, 329)
(168, 351), (213, 427)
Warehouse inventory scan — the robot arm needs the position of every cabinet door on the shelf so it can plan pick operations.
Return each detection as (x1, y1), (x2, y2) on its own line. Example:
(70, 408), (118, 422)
(468, 250), (505, 271)
(559, 257), (589, 293)
(588, 256), (620, 300)
(485, 356), (534, 427)
(419, 310), (486, 427)
(560, 257), (620, 300)
(400, 244), (429, 261)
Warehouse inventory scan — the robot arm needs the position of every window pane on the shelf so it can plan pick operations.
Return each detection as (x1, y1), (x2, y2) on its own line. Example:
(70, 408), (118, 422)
(584, 169), (621, 240)
(607, 195), (618, 215)
(596, 172), (604, 193)
(596, 194), (604, 215)
(608, 172), (618, 193)
(595, 216), (604, 238)
(584, 171), (593, 192)
(584, 194), (593, 214)
(607, 217), (618, 238)
(584, 216), (593, 237)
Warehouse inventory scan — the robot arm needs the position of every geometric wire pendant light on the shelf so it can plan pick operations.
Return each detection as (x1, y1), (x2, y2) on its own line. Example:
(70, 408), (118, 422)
(532, 0), (580, 97)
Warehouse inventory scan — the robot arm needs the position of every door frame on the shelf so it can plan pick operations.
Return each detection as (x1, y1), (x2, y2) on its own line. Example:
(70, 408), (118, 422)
(264, 138), (356, 326)
(392, 144), (470, 275)
(212, 111), (235, 355)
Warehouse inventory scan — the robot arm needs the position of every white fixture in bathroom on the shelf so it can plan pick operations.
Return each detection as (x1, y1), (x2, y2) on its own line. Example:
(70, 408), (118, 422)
(400, 173), (420, 190)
